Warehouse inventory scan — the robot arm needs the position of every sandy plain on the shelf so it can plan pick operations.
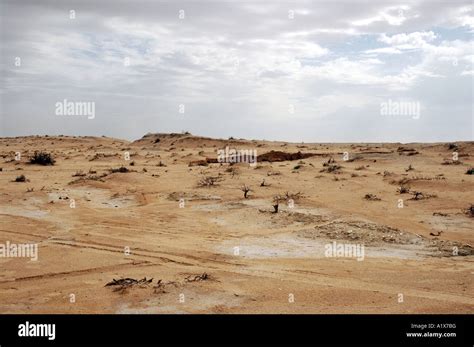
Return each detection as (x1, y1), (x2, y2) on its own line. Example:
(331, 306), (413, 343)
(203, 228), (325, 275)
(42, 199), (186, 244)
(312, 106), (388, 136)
(0, 133), (473, 313)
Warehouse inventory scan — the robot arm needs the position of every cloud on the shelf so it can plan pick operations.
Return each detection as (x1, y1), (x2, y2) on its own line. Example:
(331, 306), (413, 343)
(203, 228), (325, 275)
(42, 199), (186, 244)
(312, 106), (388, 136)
(365, 47), (404, 56)
(378, 31), (437, 48)
(0, 0), (472, 142)
(351, 5), (410, 27)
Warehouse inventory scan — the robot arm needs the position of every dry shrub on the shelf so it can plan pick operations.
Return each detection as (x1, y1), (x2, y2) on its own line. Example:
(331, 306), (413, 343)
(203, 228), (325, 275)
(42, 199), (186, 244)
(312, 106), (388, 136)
(29, 151), (55, 165)
(197, 176), (223, 187)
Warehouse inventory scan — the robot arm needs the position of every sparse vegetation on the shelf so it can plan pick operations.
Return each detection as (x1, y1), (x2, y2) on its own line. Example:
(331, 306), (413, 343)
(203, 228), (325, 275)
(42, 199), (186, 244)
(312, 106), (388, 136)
(272, 195), (285, 213)
(398, 185), (410, 194)
(269, 192), (302, 213)
(185, 272), (210, 282)
(197, 176), (223, 187)
(14, 174), (27, 182)
(410, 191), (437, 200)
(105, 277), (153, 293)
(322, 157), (336, 166)
(320, 164), (342, 173)
(364, 193), (381, 201)
(29, 151), (55, 165)
(466, 168), (474, 175)
(72, 170), (86, 177)
(442, 159), (462, 165)
(241, 185), (251, 198)
(465, 204), (474, 217)
(447, 143), (458, 150)
(109, 166), (129, 173)
(69, 172), (108, 184)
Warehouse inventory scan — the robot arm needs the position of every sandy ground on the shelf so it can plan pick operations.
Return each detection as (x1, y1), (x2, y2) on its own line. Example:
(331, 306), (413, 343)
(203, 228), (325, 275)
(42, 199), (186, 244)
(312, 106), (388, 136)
(0, 133), (473, 313)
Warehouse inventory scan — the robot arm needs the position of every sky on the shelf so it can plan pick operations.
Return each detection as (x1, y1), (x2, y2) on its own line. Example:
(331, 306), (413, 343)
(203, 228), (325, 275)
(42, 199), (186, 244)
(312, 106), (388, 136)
(0, 0), (473, 142)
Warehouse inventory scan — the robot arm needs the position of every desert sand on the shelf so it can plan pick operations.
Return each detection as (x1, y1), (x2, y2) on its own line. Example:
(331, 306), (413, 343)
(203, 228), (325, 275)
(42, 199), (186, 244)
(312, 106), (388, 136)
(0, 133), (473, 313)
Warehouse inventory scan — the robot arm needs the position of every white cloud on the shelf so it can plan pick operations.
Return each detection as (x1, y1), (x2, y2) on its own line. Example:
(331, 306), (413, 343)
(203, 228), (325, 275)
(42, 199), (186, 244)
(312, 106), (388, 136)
(0, 0), (472, 142)
(378, 31), (437, 48)
(352, 6), (409, 27)
(364, 47), (403, 55)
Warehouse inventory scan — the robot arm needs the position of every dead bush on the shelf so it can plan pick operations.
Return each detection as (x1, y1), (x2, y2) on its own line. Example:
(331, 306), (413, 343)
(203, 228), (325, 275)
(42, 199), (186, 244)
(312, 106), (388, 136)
(185, 273), (211, 282)
(447, 143), (458, 150)
(109, 166), (129, 173)
(272, 195), (286, 213)
(14, 174), (27, 182)
(29, 151), (55, 165)
(364, 193), (381, 201)
(465, 205), (474, 217)
(105, 277), (153, 293)
(442, 159), (462, 165)
(320, 164), (342, 173)
(72, 170), (86, 177)
(197, 176), (223, 187)
(241, 185), (251, 198)
(410, 191), (437, 200)
(322, 157), (336, 166)
(398, 185), (410, 194)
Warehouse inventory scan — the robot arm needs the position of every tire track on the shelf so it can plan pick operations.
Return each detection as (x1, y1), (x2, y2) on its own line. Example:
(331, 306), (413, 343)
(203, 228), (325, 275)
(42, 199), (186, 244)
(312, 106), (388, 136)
(49, 238), (247, 267)
(0, 228), (46, 240)
(49, 240), (194, 266)
(0, 260), (152, 284)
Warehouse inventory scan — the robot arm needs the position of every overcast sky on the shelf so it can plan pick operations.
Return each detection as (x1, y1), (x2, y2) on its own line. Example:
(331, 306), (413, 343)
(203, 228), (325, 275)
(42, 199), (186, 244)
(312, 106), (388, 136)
(0, 0), (472, 142)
